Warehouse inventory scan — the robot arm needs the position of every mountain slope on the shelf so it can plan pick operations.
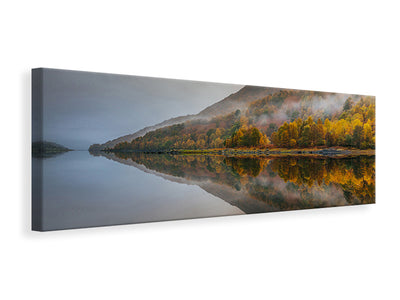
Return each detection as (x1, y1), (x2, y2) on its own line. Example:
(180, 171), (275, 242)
(197, 86), (280, 117)
(89, 114), (197, 151)
(110, 88), (375, 151)
(89, 85), (279, 150)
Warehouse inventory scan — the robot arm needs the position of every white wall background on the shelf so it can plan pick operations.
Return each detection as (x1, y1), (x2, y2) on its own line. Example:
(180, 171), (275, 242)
(1, 1), (399, 299)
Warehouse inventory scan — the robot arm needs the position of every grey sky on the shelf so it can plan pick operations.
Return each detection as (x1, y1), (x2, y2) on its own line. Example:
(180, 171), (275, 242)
(38, 69), (243, 150)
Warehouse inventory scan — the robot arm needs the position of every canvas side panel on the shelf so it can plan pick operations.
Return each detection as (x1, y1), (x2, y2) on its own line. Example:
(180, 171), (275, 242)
(32, 68), (44, 231)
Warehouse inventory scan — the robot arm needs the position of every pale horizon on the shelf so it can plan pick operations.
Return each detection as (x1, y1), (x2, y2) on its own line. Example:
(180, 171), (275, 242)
(34, 68), (243, 149)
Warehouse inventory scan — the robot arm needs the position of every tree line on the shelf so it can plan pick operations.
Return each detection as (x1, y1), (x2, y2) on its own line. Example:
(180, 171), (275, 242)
(271, 97), (375, 149)
(111, 93), (375, 151)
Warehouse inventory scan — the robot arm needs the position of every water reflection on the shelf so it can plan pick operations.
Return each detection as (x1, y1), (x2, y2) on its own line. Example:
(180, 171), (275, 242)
(99, 152), (375, 213)
(32, 151), (69, 159)
(36, 151), (244, 231)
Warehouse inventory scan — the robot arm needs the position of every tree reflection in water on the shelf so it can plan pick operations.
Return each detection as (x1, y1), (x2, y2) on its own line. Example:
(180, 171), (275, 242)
(111, 152), (375, 213)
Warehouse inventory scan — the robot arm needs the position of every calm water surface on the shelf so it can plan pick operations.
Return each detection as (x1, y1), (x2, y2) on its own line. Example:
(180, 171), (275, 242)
(33, 151), (375, 231)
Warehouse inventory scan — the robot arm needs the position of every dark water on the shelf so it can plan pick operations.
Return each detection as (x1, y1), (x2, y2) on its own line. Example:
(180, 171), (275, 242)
(33, 151), (375, 231)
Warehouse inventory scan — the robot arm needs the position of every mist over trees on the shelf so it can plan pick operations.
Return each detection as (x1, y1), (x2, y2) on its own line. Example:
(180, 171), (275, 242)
(271, 97), (375, 149)
(111, 89), (375, 151)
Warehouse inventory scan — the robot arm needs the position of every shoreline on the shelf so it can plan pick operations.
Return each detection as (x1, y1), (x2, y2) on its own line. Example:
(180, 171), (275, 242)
(101, 147), (375, 157)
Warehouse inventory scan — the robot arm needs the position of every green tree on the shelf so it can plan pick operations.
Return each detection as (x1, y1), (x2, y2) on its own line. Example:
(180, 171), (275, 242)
(352, 125), (364, 148)
(343, 97), (353, 111)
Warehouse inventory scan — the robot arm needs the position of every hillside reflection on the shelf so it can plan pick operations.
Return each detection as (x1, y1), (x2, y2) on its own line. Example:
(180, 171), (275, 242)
(98, 152), (375, 213)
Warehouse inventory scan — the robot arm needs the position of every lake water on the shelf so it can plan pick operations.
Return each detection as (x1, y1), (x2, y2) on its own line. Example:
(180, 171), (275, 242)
(32, 151), (375, 231)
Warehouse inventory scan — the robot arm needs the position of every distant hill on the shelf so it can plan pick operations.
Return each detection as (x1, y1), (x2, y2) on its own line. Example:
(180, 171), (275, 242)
(32, 141), (71, 157)
(89, 85), (279, 151)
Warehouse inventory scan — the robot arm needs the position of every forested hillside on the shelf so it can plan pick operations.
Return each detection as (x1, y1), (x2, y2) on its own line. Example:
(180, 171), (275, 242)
(111, 88), (375, 151)
(90, 85), (279, 150)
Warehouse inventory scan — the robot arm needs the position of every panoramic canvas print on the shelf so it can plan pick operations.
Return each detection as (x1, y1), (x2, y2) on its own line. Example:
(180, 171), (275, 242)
(32, 68), (375, 231)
